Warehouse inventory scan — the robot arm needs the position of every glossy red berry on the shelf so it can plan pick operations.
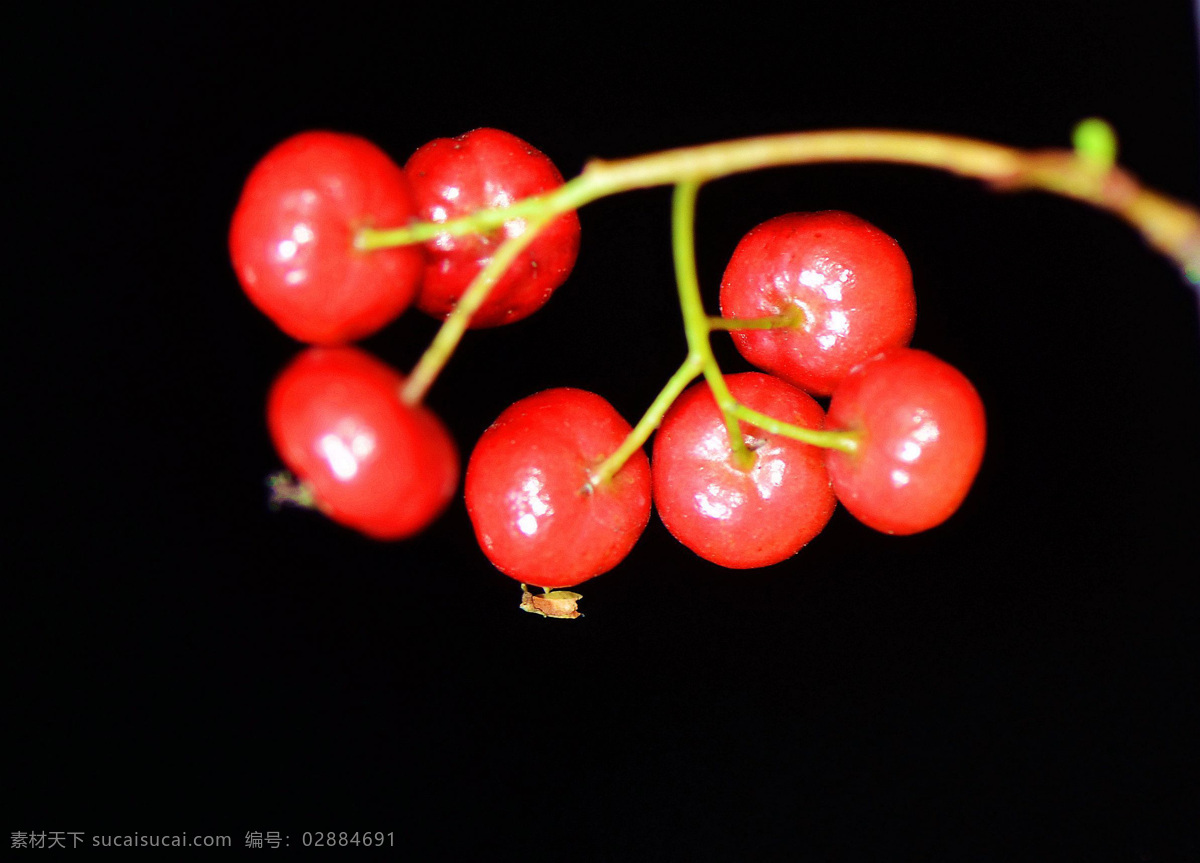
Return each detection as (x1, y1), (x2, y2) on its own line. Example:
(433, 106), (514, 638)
(824, 348), (985, 535)
(652, 373), (837, 569)
(230, 131), (424, 344)
(405, 128), (581, 328)
(465, 389), (651, 589)
(719, 211), (916, 396)
(267, 346), (458, 540)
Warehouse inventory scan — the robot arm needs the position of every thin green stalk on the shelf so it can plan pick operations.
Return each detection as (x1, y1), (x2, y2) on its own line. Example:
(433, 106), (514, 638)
(670, 181), (754, 468)
(707, 309), (803, 331)
(587, 354), (704, 489)
(399, 216), (548, 406)
(370, 124), (1198, 419)
(357, 182), (592, 250)
(730, 405), (860, 454)
(359, 128), (1200, 281)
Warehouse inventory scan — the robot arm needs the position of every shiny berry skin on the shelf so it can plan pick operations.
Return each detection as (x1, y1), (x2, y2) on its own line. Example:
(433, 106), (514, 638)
(824, 348), (985, 535)
(719, 211), (916, 396)
(652, 373), (837, 569)
(230, 131), (424, 344)
(465, 389), (651, 589)
(405, 128), (581, 328)
(267, 346), (458, 540)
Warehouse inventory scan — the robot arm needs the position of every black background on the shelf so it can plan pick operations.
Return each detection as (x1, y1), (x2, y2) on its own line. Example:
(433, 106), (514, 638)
(12, 1), (1200, 858)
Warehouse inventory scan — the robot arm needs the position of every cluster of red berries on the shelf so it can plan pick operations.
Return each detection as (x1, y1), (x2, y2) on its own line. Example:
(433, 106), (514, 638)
(230, 127), (581, 342)
(230, 128), (986, 608)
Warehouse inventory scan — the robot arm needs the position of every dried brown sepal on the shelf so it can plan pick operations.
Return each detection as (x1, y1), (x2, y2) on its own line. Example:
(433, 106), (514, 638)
(519, 584), (583, 619)
(266, 471), (321, 512)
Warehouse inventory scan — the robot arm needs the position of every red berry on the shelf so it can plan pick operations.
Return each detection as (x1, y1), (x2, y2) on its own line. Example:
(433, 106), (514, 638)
(405, 128), (581, 328)
(465, 389), (650, 589)
(267, 346), (458, 540)
(230, 131), (424, 344)
(652, 373), (837, 569)
(824, 348), (985, 535)
(719, 211), (916, 396)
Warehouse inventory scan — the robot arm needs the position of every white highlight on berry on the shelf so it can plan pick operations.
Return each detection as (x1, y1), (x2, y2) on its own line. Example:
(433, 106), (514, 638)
(799, 268), (825, 289)
(319, 434), (358, 480)
(317, 425), (376, 480)
(276, 225), (313, 263)
(517, 514), (538, 535)
(514, 473), (552, 536)
(759, 454), (786, 496)
(695, 490), (733, 520)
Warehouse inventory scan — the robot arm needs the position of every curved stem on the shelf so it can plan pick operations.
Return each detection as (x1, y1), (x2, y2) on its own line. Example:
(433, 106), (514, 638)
(730, 405), (859, 454)
(362, 127), (1200, 282)
(589, 180), (862, 483)
(382, 124), (1199, 412)
(670, 181), (754, 468)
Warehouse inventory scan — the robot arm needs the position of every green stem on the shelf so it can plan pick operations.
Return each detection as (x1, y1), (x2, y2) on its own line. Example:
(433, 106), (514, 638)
(587, 354), (705, 489)
(730, 406), (860, 454)
(586, 181), (847, 484)
(399, 216), (548, 406)
(372, 125), (1199, 415)
(670, 181), (754, 468)
(359, 131), (1019, 253)
(358, 182), (592, 250)
(359, 128), (1199, 281)
(707, 309), (803, 331)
